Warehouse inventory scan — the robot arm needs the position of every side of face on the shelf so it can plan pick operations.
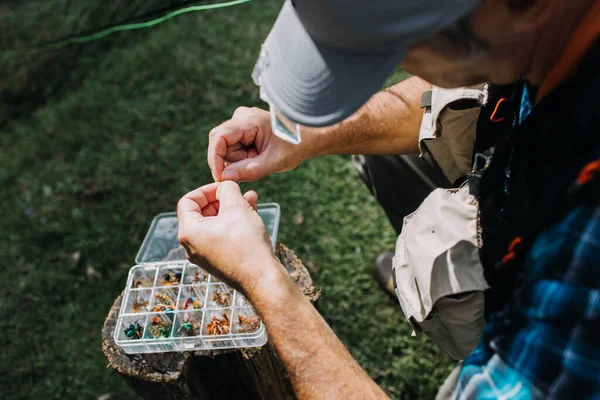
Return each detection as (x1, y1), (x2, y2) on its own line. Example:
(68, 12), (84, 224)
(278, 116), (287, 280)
(402, 0), (550, 87)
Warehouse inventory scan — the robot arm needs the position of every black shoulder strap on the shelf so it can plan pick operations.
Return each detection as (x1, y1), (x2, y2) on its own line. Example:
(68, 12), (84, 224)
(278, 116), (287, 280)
(466, 82), (524, 316)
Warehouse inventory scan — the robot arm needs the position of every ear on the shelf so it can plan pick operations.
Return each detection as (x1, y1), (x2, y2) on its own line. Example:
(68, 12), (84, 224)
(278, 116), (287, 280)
(506, 0), (554, 32)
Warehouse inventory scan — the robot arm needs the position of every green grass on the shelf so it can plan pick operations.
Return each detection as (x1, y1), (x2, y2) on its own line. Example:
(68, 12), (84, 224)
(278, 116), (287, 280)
(0, 1), (452, 398)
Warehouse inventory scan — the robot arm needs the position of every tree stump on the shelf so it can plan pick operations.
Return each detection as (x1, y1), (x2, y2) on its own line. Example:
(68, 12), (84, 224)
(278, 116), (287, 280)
(102, 243), (319, 400)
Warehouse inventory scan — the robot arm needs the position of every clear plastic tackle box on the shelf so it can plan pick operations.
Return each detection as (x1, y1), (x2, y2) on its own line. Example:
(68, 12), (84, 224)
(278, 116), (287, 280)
(114, 203), (280, 354)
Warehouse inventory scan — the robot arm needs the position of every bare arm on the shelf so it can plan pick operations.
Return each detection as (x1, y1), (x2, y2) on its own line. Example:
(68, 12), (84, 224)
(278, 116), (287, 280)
(245, 79), (428, 394)
(207, 76), (429, 181)
(298, 76), (429, 160)
(177, 182), (390, 399)
(251, 265), (389, 400)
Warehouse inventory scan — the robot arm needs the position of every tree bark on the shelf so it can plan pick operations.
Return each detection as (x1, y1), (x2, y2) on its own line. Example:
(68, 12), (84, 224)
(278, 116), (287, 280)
(102, 243), (319, 400)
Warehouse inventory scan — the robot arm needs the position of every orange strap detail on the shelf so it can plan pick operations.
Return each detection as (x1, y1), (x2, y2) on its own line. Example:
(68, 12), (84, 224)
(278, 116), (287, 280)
(577, 158), (600, 185)
(502, 236), (523, 264)
(490, 97), (508, 123)
(502, 252), (516, 264)
(508, 236), (523, 252)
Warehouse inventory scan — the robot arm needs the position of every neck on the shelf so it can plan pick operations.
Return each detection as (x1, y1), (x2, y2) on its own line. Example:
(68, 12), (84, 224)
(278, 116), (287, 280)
(524, 0), (596, 85)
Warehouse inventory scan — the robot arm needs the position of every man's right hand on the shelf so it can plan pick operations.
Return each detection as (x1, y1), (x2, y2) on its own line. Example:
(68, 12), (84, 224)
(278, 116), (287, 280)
(207, 106), (304, 182)
(208, 77), (428, 182)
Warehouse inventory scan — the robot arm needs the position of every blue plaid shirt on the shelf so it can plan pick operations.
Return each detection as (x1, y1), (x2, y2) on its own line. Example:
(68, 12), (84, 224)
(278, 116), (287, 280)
(457, 203), (600, 399)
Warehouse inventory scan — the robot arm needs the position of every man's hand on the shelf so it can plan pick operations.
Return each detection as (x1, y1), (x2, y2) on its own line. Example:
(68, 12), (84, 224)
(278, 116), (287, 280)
(207, 107), (304, 182)
(207, 78), (429, 183)
(177, 181), (389, 399)
(177, 181), (282, 294)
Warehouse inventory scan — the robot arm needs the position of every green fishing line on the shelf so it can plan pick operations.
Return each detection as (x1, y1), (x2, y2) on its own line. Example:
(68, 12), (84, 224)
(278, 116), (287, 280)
(9, 0), (252, 55)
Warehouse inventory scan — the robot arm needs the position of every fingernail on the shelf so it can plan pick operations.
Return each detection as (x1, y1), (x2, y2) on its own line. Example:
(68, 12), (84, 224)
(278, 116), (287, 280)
(221, 170), (239, 181)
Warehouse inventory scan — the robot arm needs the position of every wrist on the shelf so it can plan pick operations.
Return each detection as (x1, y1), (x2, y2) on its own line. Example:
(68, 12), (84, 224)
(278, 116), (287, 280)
(244, 256), (299, 309)
(297, 124), (337, 160)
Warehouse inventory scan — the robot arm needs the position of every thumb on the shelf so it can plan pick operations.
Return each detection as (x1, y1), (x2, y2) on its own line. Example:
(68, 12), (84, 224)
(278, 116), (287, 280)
(221, 153), (269, 182)
(215, 181), (245, 211)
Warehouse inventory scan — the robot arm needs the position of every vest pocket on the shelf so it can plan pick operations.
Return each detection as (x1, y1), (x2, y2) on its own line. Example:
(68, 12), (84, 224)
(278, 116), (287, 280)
(422, 106), (480, 184)
(418, 292), (486, 360)
(393, 186), (488, 360)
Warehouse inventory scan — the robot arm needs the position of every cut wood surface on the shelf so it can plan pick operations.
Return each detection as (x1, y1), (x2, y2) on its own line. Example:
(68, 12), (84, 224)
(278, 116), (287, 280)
(102, 243), (319, 400)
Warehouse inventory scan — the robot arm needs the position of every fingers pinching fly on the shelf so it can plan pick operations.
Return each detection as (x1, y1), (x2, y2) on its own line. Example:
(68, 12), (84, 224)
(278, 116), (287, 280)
(177, 183), (218, 249)
(177, 182), (220, 220)
(215, 181), (245, 211)
(176, 181), (275, 293)
(207, 119), (259, 182)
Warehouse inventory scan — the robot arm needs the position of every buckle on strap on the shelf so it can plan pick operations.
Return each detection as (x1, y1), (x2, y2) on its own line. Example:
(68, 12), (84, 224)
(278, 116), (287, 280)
(468, 149), (495, 196)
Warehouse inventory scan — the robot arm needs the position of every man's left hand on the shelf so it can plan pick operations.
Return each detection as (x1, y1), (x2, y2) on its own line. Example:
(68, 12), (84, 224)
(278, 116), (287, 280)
(177, 181), (280, 295)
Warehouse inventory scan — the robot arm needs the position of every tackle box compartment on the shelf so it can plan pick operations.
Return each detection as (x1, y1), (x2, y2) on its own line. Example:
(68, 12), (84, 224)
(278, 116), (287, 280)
(114, 203), (280, 354)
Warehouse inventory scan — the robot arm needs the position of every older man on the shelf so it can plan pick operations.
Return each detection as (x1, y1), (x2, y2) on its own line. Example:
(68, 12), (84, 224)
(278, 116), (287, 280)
(178, 0), (600, 398)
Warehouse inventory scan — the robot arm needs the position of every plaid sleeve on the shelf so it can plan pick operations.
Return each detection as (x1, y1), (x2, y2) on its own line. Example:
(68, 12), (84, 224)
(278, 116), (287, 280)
(456, 204), (600, 399)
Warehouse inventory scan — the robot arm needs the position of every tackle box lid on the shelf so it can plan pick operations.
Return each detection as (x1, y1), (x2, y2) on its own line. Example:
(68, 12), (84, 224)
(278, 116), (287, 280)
(135, 203), (281, 264)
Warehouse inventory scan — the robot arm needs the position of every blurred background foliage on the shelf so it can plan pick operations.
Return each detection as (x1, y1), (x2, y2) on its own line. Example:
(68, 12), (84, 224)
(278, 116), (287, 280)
(0, 1), (452, 398)
(0, 0), (211, 125)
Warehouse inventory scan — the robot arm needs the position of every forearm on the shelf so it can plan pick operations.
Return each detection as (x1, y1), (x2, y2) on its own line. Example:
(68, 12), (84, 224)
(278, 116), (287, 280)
(248, 262), (389, 400)
(297, 76), (430, 161)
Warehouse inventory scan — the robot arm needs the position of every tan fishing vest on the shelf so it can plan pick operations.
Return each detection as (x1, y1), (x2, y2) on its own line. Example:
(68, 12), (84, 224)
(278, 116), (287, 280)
(393, 84), (490, 360)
